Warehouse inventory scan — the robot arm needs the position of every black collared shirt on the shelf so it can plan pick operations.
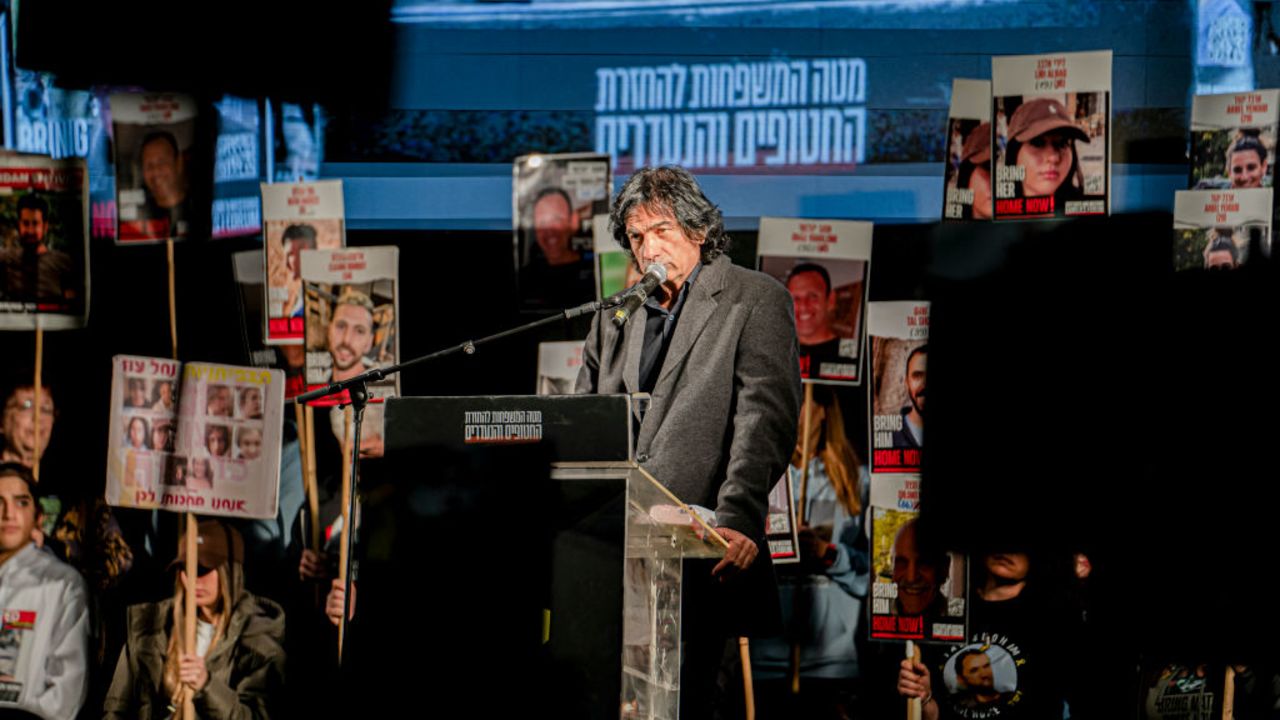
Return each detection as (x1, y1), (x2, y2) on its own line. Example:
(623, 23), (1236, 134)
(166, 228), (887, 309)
(638, 262), (702, 394)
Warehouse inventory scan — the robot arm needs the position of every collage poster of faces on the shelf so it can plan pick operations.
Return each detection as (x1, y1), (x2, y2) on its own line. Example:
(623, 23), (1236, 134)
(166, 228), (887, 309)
(868, 301), (929, 474)
(756, 217), (873, 385)
(104, 355), (283, 520)
(943, 79), (993, 221)
(0, 152), (90, 330)
(110, 93), (201, 244)
(262, 180), (346, 345)
(300, 246), (400, 408)
(868, 499), (968, 643)
(513, 153), (611, 312)
(991, 50), (1112, 220)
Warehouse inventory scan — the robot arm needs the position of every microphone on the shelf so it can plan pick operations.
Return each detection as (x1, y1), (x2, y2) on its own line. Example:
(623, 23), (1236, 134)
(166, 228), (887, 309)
(611, 263), (667, 328)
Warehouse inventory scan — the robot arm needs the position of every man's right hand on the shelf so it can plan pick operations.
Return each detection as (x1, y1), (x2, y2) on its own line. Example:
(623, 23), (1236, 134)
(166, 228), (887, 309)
(299, 549), (329, 581)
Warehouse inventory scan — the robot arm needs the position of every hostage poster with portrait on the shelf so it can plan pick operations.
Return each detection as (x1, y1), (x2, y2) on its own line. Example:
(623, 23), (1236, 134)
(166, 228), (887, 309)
(301, 246), (399, 408)
(943, 79), (993, 222)
(868, 499), (967, 644)
(109, 93), (208, 244)
(536, 341), (584, 396)
(868, 301), (929, 473)
(1189, 90), (1279, 191)
(0, 153), (89, 330)
(232, 250), (308, 399)
(757, 217), (872, 385)
(1136, 660), (1226, 720)
(766, 471), (800, 564)
(104, 355), (284, 520)
(1173, 188), (1272, 271)
(593, 213), (638, 301)
(261, 180), (346, 344)
(991, 50), (1111, 220)
(513, 153), (611, 312)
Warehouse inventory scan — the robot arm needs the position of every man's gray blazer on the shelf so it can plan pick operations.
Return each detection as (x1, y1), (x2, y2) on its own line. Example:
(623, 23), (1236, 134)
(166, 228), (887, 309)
(576, 254), (802, 541)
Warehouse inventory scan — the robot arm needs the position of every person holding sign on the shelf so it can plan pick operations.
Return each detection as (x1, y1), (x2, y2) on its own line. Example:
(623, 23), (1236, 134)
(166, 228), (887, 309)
(104, 521), (285, 720)
(0, 463), (89, 719)
(577, 166), (801, 716)
(896, 547), (1089, 719)
(750, 386), (869, 717)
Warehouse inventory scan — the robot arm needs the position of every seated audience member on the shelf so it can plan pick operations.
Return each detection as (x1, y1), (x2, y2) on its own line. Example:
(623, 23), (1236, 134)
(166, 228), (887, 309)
(104, 521), (285, 719)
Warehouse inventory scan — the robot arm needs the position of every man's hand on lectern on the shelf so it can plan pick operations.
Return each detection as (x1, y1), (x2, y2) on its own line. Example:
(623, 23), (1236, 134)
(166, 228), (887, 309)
(711, 527), (758, 580)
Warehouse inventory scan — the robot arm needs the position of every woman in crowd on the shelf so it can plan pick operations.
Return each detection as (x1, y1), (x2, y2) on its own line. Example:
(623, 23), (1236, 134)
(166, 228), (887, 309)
(104, 521), (285, 719)
(750, 385), (869, 718)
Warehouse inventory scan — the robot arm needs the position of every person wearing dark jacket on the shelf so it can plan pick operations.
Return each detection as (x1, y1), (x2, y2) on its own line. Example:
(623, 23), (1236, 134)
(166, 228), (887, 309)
(104, 521), (285, 719)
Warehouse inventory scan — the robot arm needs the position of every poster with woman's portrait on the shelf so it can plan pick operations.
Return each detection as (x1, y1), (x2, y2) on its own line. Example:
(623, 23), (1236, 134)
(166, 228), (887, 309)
(1189, 90), (1279, 190)
(991, 50), (1111, 220)
(757, 217), (872, 385)
(1172, 188), (1272, 271)
(513, 153), (611, 312)
(942, 79), (993, 222)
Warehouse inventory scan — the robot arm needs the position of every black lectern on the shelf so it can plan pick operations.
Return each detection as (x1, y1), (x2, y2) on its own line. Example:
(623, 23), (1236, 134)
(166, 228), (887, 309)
(356, 394), (723, 719)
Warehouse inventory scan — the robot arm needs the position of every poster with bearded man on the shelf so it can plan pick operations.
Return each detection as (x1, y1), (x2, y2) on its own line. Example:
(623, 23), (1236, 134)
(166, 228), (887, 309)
(300, 246), (399, 409)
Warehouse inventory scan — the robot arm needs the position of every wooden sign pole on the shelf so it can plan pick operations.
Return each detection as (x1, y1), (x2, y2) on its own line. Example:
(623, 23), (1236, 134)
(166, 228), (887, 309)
(32, 327), (43, 482)
(337, 406), (354, 657)
(790, 381), (815, 694)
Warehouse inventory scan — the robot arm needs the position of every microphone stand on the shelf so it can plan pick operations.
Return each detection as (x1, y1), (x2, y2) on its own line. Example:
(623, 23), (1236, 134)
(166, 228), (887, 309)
(293, 292), (627, 664)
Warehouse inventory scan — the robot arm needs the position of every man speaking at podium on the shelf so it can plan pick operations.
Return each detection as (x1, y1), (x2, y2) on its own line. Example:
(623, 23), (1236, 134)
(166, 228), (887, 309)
(576, 166), (802, 714)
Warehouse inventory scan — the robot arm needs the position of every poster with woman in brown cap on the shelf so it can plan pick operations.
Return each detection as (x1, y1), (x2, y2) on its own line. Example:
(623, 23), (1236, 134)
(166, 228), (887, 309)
(990, 50), (1111, 221)
(943, 79), (993, 221)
